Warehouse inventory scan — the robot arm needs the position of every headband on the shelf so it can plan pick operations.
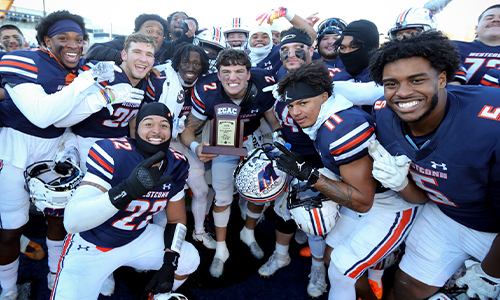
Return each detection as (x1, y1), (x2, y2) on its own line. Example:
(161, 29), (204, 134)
(282, 81), (325, 104)
(47, 19), (84, 37)
(280, 29), (312, 47)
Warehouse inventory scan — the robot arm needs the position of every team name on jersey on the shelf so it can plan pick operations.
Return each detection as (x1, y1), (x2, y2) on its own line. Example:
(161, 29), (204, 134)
(143, 191), (170, 198)
(467, 52), (500, 58)
(217, 107), (238, 116)
(411, 162), (448, 179)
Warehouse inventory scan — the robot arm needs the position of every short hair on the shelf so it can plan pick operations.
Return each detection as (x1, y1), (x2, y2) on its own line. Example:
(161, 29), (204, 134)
(134, 14), (168, 38)
(171, 43), (209, 74)
(478, 4), (500, 22)
(123, 33), (156, 53)
(0, 24), (23, 37)
(215, 48), (251, 71)
(369, 30), (461, 85)
(36, 10), (88, 47)
(277, 60), (333, 98)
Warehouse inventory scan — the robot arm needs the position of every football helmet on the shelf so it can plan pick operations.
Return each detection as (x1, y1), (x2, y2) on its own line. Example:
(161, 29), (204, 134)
(234, 147), (288, 203)
(24, 160), (83, 216)
(388, 7), (438, 40)
(288, 180), (340, 236)
(194, 27), (226, 73)
(223, 17), (250, 50)
(316, 18), (348, 44)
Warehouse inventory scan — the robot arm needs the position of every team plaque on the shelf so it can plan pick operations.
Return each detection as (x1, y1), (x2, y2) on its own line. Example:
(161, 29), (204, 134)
(202, 103), (247, 156)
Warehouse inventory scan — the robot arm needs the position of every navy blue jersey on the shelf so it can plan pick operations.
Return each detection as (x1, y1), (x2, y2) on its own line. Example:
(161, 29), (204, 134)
(145, 68), (166, 103)
(322, 57), (345, 69)
(453, 40), (500, 85)
(0, 49), (85, 138)
(314, 107), (375, 175)
(71, 61), (147, 138)
(373, 85), (500, 232)
(255, 45), (282, 72)
(81, 137), (189, 248)
(481, 65), (500, 88)
(191, 68), (276, 136)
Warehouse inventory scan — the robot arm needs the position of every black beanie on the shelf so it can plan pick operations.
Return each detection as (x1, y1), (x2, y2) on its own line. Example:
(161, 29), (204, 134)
(342, 19), (379, 50)
(135, 102), (173, 158)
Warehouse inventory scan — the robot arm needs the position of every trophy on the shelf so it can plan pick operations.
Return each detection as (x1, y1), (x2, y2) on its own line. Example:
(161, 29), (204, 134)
(202, 103), (248, 156)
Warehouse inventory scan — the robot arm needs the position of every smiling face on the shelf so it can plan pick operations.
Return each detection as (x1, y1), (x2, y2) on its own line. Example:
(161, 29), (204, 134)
(217, 64), (250, 100)
(318, 34), (340, 60)
(476, 7), (500, 45)
(280, 42), (314, 71)
(1, 28), (25, 53)
(138, 20), (164, 52)
(44, 31), (84, 69)
(137, 115), (171, 145)
(178, 51), (202, 85)
(382, 56), (447, 135)
(286, 92), (328, 128)
(249, 32), (271, 48)
(226, 32), (247, 48)
(121, 41), (155, 86)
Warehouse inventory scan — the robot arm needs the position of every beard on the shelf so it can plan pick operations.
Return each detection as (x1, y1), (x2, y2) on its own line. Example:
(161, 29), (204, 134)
(318, 47), (339, 60)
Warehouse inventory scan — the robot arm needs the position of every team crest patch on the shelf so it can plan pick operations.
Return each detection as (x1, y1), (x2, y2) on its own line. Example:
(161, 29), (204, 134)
(177, 90), (185, 104)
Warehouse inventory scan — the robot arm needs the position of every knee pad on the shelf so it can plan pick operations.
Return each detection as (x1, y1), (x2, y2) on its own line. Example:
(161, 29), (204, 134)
(276, 218), (297, 234)
(213, 207), (231, 228)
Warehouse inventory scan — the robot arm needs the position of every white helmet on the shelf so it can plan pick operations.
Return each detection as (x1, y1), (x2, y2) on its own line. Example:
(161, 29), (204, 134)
(288, 180), (340, 236)
(388, 7), (438, 40)
(234, 147), (288, 203)
(194, 27), (226, 73)
(24, 160), (83, 216)
(223, 17), (250, 50)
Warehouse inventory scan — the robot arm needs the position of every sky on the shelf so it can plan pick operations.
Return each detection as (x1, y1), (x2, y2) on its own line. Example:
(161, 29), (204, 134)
(9, 0), (499, 42)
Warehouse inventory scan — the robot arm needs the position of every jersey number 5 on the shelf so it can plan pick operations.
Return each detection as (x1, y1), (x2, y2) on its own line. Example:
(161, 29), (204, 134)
(409, 170), (457, 207)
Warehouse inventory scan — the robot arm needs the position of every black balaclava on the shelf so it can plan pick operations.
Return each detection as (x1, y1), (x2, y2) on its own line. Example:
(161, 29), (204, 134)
(135, 102), (173, 158)
(339, 19), (379, 76)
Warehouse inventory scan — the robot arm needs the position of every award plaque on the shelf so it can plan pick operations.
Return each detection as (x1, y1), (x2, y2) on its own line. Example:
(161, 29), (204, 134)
(202, 103), (248, 156)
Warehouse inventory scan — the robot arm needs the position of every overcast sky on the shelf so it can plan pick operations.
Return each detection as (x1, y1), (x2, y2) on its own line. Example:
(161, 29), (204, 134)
(11, 0), (498, 41)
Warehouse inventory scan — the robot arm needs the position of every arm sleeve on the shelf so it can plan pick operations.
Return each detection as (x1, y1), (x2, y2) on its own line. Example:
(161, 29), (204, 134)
(6, 72), (102, 129)
(333, 81), (384, 106)
(85, 38), (124, 65)
(64, 184), (119, 233)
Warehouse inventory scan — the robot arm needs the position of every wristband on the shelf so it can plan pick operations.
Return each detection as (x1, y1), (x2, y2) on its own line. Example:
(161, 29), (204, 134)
(285, 9), (295, 21)
(190, 141), (200, 154)
(307, 168), (320, 187)
(164, 223), (187, 253)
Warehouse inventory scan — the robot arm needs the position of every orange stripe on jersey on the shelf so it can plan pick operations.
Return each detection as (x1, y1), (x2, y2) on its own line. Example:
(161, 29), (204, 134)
(0, 60), (38, 72)
(89, 149), (114, 173)
(65, 73), (77, 85)
(96, 246), (114, 252)
(191, 88), (205, 110)
(481, 79), (499, 87)
(312, 209), (324, 236)
(331, 126), (374, 155)
(325, 120), (335, 131)
(348, 209), (413, 279)
(81, 65), (90, 71)
(147, 84), (154, 97)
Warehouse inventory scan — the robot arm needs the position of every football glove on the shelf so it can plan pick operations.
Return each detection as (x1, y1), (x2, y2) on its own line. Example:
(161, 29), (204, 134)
(256, 7), (294, 26)
(456, 260), (500, 300)
(104, 83), (144, 114)
(145, 251), (179, 294)
(90, 61), (121, 83)
(108, 151), (171, 209)
(368, 140), (411, 192)
(273, 142), (313, 181)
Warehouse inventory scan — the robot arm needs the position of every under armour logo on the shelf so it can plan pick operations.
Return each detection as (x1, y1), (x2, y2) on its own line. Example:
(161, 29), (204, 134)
(284, 91), (292, 102)
(163, 183), (171, 190)
(77, 245), (90, 251)
(431, 161), (447, 170)
(296, 161), (305, 171)
(251, 109), (259, 113)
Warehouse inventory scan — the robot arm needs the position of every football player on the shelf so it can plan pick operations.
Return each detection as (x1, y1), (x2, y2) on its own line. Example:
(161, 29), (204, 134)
(315, 18), (347, 68)
(274, 60), (420, 300)
(166, 11), (188, 41)
(222, 17), (250, 51)
(51, 102), (199, 300)
(180, 49), (278, 278)
(453, 4), (500, 85)
(150, 43), (216, 250)
(0, 10), (115, 300)
(369, 29), (500, 300)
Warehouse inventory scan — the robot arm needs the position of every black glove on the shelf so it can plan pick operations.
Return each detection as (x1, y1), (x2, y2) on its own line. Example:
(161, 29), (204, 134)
(273, 142), (313, 181)
(145, 251), (179, 294)
(108, 151), (172, 209)
(180, 19), (189, 35)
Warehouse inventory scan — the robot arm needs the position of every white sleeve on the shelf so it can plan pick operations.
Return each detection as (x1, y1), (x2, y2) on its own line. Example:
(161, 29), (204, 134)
(333, 81), (384, 106)
(53, 91), (108, 128)
(6, 71), (103, 129)
(64, 184), (119, 233)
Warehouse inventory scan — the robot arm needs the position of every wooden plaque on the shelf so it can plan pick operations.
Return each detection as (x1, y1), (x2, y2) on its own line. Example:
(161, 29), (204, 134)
(202, 103), (247, 156)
